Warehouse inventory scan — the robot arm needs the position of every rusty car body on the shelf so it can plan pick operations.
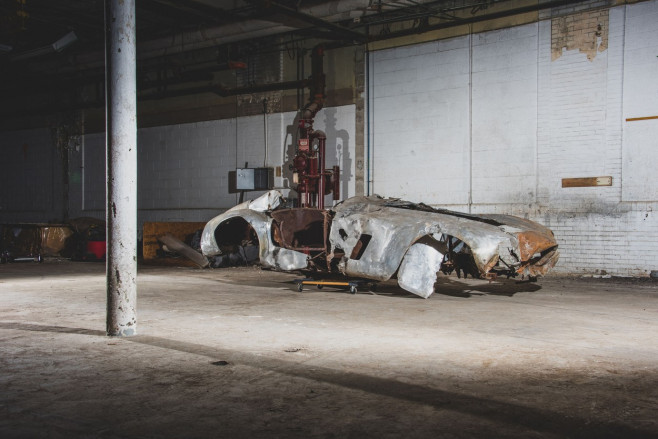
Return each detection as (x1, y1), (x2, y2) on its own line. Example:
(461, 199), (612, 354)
(200, 190), (559, 298)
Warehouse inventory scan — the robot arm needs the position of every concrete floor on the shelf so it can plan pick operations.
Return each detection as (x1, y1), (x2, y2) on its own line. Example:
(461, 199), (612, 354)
(0, 260), (657, 438)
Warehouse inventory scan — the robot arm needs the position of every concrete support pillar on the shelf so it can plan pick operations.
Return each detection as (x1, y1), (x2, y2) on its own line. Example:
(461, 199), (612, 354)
(105, 0), (137, 336)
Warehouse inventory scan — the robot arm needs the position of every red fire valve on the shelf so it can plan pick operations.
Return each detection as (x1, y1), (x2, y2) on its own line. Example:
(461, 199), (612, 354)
(298, 138), (309, 152)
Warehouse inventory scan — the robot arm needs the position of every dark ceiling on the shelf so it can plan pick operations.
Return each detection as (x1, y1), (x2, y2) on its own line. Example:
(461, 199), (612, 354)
(0, 0), (578, 123)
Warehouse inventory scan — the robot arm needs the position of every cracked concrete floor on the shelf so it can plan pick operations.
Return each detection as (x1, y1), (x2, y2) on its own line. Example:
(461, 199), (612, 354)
(1, 260), (657, 438)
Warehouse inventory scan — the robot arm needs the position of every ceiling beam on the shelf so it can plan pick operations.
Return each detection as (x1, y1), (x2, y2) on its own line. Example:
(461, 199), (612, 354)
(143, 0), (251, 25)
(369, 0), (578, 41)
(246, 0), (366, 43)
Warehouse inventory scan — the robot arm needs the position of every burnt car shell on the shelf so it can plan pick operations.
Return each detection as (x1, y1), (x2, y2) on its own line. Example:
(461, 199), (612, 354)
(200, 191), (559, 298)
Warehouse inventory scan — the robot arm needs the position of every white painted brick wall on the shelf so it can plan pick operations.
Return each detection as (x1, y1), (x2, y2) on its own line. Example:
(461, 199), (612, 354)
(621, 1), (658, 201)
(65, 105), (355, 227)
(370, 1), (658, 276)
(472, 23), (538, 205)
(370, 37), (471, 205)
(537, 10), (617, 212)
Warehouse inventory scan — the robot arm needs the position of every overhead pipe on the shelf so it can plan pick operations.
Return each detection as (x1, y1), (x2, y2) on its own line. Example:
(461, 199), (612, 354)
(300, 45), (326, 133)
(0, 77), (311, 118)
(138, 78), (309, 101)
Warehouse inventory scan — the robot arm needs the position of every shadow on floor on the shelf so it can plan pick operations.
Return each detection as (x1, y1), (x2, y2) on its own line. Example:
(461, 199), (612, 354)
(1, 321), (655, 439)
(433, 275), (543, 298)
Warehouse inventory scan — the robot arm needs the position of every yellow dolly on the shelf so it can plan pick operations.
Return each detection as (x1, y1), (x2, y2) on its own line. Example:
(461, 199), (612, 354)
(294, 278), (376, 295)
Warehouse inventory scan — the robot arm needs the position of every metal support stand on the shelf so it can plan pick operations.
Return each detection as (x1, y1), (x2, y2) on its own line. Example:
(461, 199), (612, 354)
(105, 0), (137, 336)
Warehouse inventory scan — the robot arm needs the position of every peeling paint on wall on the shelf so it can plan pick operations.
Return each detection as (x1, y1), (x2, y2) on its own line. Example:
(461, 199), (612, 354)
(551, 9), (609, 61)
(237, 91), (282, 117)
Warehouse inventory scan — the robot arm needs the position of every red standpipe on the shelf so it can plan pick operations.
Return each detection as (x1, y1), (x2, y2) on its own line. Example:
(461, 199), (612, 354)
(290, 45), (340, 209)
(317, 135), (326, 209)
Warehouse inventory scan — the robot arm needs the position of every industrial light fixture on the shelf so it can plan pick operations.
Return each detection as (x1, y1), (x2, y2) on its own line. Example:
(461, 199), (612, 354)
(11, 31), (77, 61)
(52, 31), (78, 52)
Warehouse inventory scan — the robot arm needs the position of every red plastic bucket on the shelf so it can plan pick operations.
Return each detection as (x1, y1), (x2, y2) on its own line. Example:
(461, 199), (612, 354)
(86, 241), (106, 259)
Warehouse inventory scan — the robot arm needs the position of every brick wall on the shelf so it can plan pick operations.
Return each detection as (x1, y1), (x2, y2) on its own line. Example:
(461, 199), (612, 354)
(69, 105), (356, 230)
(621, 1), (658, 202)
(0, 105), (355, 237)
(369, 1), (658, 276)
(471, 24), (538, 205)
(369, 38), (471, 205)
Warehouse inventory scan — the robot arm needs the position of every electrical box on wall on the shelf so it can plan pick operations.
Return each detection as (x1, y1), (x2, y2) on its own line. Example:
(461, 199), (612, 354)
(236, 168), (273, 190)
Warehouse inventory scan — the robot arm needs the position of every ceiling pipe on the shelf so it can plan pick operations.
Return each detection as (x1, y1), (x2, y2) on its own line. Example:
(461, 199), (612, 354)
(138, 78), (310, 101)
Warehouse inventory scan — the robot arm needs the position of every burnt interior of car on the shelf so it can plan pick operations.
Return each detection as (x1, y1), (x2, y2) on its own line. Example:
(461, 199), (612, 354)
(270, 209), (329, 252)
(211, 217), (259, 268)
